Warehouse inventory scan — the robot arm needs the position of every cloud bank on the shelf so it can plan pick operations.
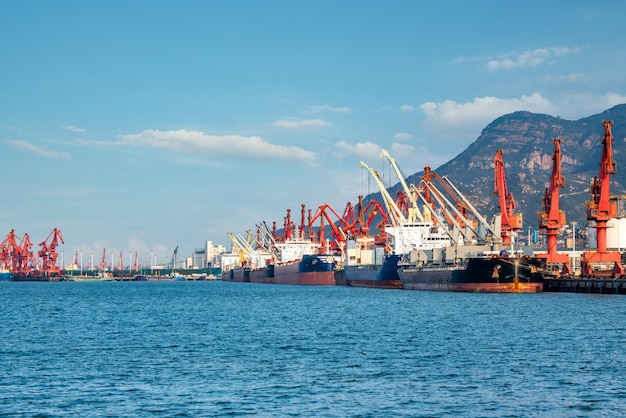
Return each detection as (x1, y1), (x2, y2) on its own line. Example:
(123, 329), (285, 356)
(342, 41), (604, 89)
(8, 140), (70, 159)
(273, 119), (330, 129)
(119, 129), (316, 161)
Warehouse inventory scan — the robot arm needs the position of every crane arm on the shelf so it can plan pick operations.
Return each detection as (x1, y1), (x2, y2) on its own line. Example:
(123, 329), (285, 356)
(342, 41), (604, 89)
(442, 175), (499, 238)
(360, 161), (406, 227)
(380, 149), (424, 222)
(422, 180), (480, 242)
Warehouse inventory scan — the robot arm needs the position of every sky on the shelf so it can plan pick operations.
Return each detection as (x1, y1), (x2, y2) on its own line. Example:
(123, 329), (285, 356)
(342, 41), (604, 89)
(2, 0), (626, 267)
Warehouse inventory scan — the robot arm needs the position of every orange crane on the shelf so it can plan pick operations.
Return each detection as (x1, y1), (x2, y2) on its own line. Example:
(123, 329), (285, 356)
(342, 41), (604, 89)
(37, 228), (64, 275)
(537, 138), (570, 274)
(1, 230), (33, 274)
(99, 248), (107, 270)
(308, 203), (348, 251)
(582, 121), (625, 277)
(493, 150), (523, 247)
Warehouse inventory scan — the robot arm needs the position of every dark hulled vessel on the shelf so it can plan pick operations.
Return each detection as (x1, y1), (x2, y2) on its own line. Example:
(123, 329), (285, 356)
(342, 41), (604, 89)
(399, 254), (544, 292)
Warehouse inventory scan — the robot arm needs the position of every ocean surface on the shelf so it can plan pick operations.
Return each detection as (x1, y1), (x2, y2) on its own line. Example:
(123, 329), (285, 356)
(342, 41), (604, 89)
(1, 281), (626, 417)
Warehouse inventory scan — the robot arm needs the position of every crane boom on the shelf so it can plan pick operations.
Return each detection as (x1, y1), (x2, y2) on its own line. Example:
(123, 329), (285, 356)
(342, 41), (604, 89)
(359, 161), (406, 227)
(442, 175), (498, 239)
(380, 149), (424, 222)
(493, 150), (522, 246)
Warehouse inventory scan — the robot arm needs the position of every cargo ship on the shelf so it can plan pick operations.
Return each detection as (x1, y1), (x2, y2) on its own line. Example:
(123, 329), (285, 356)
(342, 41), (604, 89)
(10, 272), (66, 282)
(398, 251), (544, 293)
(248, 238), (341, 286)
(337, 222), (451, 289)
(336, 254), (403, 289)
(272, 254), (340, 286)
(222, 266), (251, 282)
(0, 268), (12, 281)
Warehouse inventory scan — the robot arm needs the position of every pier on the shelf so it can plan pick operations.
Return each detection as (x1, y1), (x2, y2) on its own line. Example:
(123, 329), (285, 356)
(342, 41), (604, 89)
(543, 278), (626, 294)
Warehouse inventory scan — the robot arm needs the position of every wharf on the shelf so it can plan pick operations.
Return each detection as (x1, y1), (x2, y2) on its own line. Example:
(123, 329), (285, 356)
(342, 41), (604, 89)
(543, 277), (626, 294)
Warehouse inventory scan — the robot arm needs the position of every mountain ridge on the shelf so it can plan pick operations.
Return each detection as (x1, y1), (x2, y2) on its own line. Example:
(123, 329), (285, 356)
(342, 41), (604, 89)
(385, 104), (626, 236)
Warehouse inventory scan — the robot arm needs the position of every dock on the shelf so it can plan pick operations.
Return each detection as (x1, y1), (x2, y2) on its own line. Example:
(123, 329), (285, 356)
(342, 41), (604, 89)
(543, 278), (626, 294)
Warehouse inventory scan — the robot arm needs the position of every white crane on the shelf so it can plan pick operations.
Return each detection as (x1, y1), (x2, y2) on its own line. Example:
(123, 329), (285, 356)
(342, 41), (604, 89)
(359, 161), (406, 227)
(380, 149), (425, 222)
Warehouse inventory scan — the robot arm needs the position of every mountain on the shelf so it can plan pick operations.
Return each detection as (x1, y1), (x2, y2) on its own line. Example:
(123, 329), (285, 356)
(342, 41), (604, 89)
(389, 104), (626, 237)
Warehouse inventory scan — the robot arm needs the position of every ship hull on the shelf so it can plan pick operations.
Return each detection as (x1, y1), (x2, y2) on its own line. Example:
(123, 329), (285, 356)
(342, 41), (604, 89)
(11, 274), (65, 282)
(340, 254), (403, 289)
(222, 267), (250, 282)
(399, 256), (544, 293)
(249, 265), (276, 284)
(250, 254), (338, 286)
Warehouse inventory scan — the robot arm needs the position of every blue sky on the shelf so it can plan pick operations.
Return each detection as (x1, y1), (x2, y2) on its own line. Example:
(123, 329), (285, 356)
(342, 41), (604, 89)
(2, 1), (626, 267)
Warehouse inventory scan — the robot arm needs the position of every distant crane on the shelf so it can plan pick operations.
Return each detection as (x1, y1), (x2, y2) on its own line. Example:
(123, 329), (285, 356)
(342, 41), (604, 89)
(99, 248), (107, 270)
(38, 228), (64, 275)
(133, 251), (139, 271)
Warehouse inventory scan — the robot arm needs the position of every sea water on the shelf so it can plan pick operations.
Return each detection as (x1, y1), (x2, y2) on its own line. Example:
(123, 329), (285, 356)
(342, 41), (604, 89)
(1, 281), (625, 417)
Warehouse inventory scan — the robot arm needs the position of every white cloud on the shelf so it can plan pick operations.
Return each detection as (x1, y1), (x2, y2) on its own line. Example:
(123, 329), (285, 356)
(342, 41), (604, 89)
(400, 105), (415, 113)
(390, 142), (416, 156)
(62, 125), (89, 134)
(487, 47), (581, 70)
(118, 129), (316, 161)
(307, 105), (350, 114)
(393, 132), (413, 141)
(273, 119), (330, 129)
(75, 138), (130, 147)
(418, 91), (626, 145)
(334, 141), (382, 161)
(420, 93), (556, 139)
(8, 140), (70, 159)
(539, 73), (591, 84)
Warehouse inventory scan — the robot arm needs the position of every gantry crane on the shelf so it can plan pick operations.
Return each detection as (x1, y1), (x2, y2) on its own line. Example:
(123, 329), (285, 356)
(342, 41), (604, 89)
(493, 150), (522, 247)
(582, 121), (625, 277)
(537, 138), (570, 274)
(37, 228), (64, 275)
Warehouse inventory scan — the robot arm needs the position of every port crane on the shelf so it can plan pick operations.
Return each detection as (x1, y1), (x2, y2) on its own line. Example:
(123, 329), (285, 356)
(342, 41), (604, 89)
(0, 230), (33, 274)
(380, 149), (424, 222)
(361, 160), (450, 253)
(493, 149), (522, 247)
(99, 248), (107, 270)
(37, 228), (64, 275)
(537, 138), (570, 274)
(359, 161), (406, 227)
(309, 203), (348, 251)
(582, 121), (625, 277)
(441, 175), (498, 242)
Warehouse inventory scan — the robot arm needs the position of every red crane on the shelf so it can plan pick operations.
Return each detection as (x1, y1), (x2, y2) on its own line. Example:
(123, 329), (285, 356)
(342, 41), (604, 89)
(582, 121), (624, 277)
(38, 228), (64, 275)
(308, 203), (348, 251)
(537, 138), (570, 274)
(99, 248), (107, 270)
(133, 251), (139, 271)
(493, 150), (523, 247)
